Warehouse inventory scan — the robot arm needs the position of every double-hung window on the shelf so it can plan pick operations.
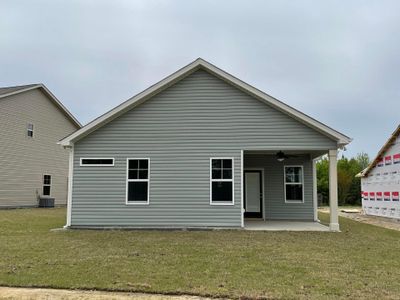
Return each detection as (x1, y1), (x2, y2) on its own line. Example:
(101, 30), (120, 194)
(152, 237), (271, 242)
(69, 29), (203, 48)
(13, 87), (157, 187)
(284, 166), (304, 203)
(126, 158), (150, 204)
(210, 158), (234, 204)
(43, 175), (51, 196)
(27, 123), (34, 137)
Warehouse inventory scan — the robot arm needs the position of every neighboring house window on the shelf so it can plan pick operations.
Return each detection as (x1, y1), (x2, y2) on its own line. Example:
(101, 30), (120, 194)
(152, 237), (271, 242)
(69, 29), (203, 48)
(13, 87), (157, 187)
(43, 175), (51, 196)
(27, 123), (34, 137)
(210, 158), (234, 205)
(126, 158), (150, 204)
(284, 166), (304, 203)
(80, 158), (114, 166)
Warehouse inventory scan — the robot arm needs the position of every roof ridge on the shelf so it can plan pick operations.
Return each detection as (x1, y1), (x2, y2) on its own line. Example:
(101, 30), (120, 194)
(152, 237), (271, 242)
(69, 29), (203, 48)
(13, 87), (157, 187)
(59, 58), (351, 146)
(0, 83), (81, 128)
(359, 124), (400, 177)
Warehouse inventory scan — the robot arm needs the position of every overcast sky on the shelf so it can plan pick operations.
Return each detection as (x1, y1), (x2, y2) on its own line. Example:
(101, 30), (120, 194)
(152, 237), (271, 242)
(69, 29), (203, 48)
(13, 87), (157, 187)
(1, 1), (399, 158)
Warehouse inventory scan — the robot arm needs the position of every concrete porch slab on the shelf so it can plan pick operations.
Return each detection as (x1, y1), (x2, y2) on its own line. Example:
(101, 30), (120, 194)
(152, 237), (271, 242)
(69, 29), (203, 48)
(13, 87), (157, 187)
(244, 220), (330, 231)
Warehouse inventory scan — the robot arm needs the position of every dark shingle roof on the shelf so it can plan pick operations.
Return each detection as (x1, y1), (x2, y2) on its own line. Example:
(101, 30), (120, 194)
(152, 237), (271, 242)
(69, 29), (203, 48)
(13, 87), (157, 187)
(0, 84), (40, 97)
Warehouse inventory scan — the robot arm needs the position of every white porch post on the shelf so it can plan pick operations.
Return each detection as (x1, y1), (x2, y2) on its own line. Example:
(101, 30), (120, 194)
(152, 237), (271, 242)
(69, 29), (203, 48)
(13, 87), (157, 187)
(312, 158), (318, 222)
(328, 149), (339, 231)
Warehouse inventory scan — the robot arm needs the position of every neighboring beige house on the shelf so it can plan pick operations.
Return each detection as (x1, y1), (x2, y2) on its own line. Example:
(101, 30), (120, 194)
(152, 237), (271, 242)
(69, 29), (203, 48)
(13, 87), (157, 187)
(0, 84), (81, 207)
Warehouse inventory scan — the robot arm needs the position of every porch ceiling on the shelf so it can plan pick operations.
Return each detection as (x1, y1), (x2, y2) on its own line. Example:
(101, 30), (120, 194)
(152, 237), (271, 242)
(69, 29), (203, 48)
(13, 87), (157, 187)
(244, 150), (328, 159)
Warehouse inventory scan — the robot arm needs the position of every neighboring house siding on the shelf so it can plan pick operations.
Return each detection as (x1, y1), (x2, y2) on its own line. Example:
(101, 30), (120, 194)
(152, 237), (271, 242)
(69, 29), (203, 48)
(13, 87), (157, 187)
(0, 89), (78, 207)
(71, 70), (337, 227)
(245, 154), (314, 220)
(361, 134), (400, 219)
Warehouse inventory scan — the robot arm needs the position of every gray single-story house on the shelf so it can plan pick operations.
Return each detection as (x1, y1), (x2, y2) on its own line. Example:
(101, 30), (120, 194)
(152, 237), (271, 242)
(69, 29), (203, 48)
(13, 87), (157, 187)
(59, 58), (351, 231)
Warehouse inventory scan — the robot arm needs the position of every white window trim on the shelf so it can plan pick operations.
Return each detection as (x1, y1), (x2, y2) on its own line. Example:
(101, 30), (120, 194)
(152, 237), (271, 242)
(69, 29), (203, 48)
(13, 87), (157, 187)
(210, 157), (235, 206)
(42, 174), (51, 196)
(80, 158), (115, 167)
(125, 158), (150, 205)
(284, 165), (304, 204)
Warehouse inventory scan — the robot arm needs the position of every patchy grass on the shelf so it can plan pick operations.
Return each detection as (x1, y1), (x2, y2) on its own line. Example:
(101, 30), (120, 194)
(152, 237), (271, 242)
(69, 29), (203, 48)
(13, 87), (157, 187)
(0, 208), (399, 299)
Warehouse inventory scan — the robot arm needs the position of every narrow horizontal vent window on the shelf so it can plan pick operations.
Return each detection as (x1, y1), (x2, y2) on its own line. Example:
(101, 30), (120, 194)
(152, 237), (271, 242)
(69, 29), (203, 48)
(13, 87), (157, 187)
(80, 158), (114, 166)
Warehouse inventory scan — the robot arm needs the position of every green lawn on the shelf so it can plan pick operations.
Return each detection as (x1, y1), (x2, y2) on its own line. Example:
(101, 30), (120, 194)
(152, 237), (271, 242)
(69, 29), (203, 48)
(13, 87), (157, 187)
(0, 208), (399, 299)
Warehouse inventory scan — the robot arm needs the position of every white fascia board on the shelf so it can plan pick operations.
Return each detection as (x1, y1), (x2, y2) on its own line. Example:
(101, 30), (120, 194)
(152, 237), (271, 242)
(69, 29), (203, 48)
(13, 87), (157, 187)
(199, 59), (352, 145)
(59, 58), (352, 146)
(59, 60), (202, 146)
(38, 84), (82, 128)
(0, 84), (41, 99)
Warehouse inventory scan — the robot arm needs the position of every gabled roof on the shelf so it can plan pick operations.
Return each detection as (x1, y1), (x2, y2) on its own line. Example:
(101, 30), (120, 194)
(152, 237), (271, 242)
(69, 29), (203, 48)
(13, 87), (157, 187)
(0, 84), (39, 96)
(357, 124), (400, 177)
(0, 83), (81, 128)
(59, 58), (352, 147)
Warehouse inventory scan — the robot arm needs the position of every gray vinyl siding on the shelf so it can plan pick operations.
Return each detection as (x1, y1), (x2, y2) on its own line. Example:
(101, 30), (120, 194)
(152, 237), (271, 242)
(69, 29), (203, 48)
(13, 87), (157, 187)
(244, 154), (314, 220)
(0, 89), (78, 207)
(71, 69), (336, 227)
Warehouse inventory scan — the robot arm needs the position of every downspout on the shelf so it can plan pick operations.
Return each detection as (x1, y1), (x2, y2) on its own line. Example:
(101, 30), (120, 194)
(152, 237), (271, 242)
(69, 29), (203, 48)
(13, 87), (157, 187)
(312, 154), (324, 222)
(240, 150), (244, 228)
(64, 144), (74, 228)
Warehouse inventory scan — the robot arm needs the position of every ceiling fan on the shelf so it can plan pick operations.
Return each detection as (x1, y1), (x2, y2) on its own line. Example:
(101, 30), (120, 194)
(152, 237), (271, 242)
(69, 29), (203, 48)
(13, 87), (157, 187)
(276, 151), (298, 162)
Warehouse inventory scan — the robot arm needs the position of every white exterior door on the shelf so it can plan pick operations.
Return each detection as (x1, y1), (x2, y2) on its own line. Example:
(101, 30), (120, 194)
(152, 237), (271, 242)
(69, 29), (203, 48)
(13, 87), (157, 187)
(244, 171), (262, 218)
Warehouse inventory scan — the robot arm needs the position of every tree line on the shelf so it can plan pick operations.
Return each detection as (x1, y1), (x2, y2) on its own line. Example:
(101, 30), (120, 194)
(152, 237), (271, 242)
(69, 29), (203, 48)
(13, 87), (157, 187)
(317, 152), (370, 205)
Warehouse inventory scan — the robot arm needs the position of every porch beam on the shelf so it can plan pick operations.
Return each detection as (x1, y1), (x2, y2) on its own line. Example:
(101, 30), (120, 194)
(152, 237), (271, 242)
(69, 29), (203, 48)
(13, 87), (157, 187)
(328, 149), (339, 231)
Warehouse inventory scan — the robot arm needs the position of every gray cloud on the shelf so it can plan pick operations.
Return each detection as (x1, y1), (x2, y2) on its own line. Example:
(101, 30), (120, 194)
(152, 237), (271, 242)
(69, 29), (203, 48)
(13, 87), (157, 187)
(1, 0), (399, 158)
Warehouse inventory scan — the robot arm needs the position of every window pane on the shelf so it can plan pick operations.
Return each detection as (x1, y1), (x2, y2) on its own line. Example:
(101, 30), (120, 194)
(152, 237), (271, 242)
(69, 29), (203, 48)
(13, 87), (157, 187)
(212, 182), (233, 202)
(139, 159), (148, 169)
(222, 159), (232, 169)
(222, 169), (232, 179)
(43, 175), (51, 185)
(212, 159), (222, 169)
(138, 170), (148, 179)
(129, 160), (139, 169)
(28, 124), (33, 130)
(43, 185), (50, 196)
(285, 173), (293, 183)
(82, 158), (113, 165)
(286, 184), (303, 201)
(128, 182), (148, 202)
(285, 167), (302, 183)
(294, 167), (302, 182)
(212, 169), (222, 179)
(128, 170), (138, 180)
(27, 130), (33, 137)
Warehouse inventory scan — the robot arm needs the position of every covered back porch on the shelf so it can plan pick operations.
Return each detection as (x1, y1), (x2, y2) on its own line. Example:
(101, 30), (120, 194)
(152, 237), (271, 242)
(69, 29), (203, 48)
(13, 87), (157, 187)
(241, 149), (339, 231)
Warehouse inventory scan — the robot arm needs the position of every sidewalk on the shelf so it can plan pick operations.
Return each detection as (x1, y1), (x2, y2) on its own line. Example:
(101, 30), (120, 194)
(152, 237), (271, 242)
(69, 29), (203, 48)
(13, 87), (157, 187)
(0, 287), (218, 300)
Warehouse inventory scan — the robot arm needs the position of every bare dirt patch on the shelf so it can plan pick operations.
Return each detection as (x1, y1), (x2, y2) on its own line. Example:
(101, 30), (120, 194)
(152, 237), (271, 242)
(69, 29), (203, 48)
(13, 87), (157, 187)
(0, 287), (217, 300)
(319, 207), (400, 231)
